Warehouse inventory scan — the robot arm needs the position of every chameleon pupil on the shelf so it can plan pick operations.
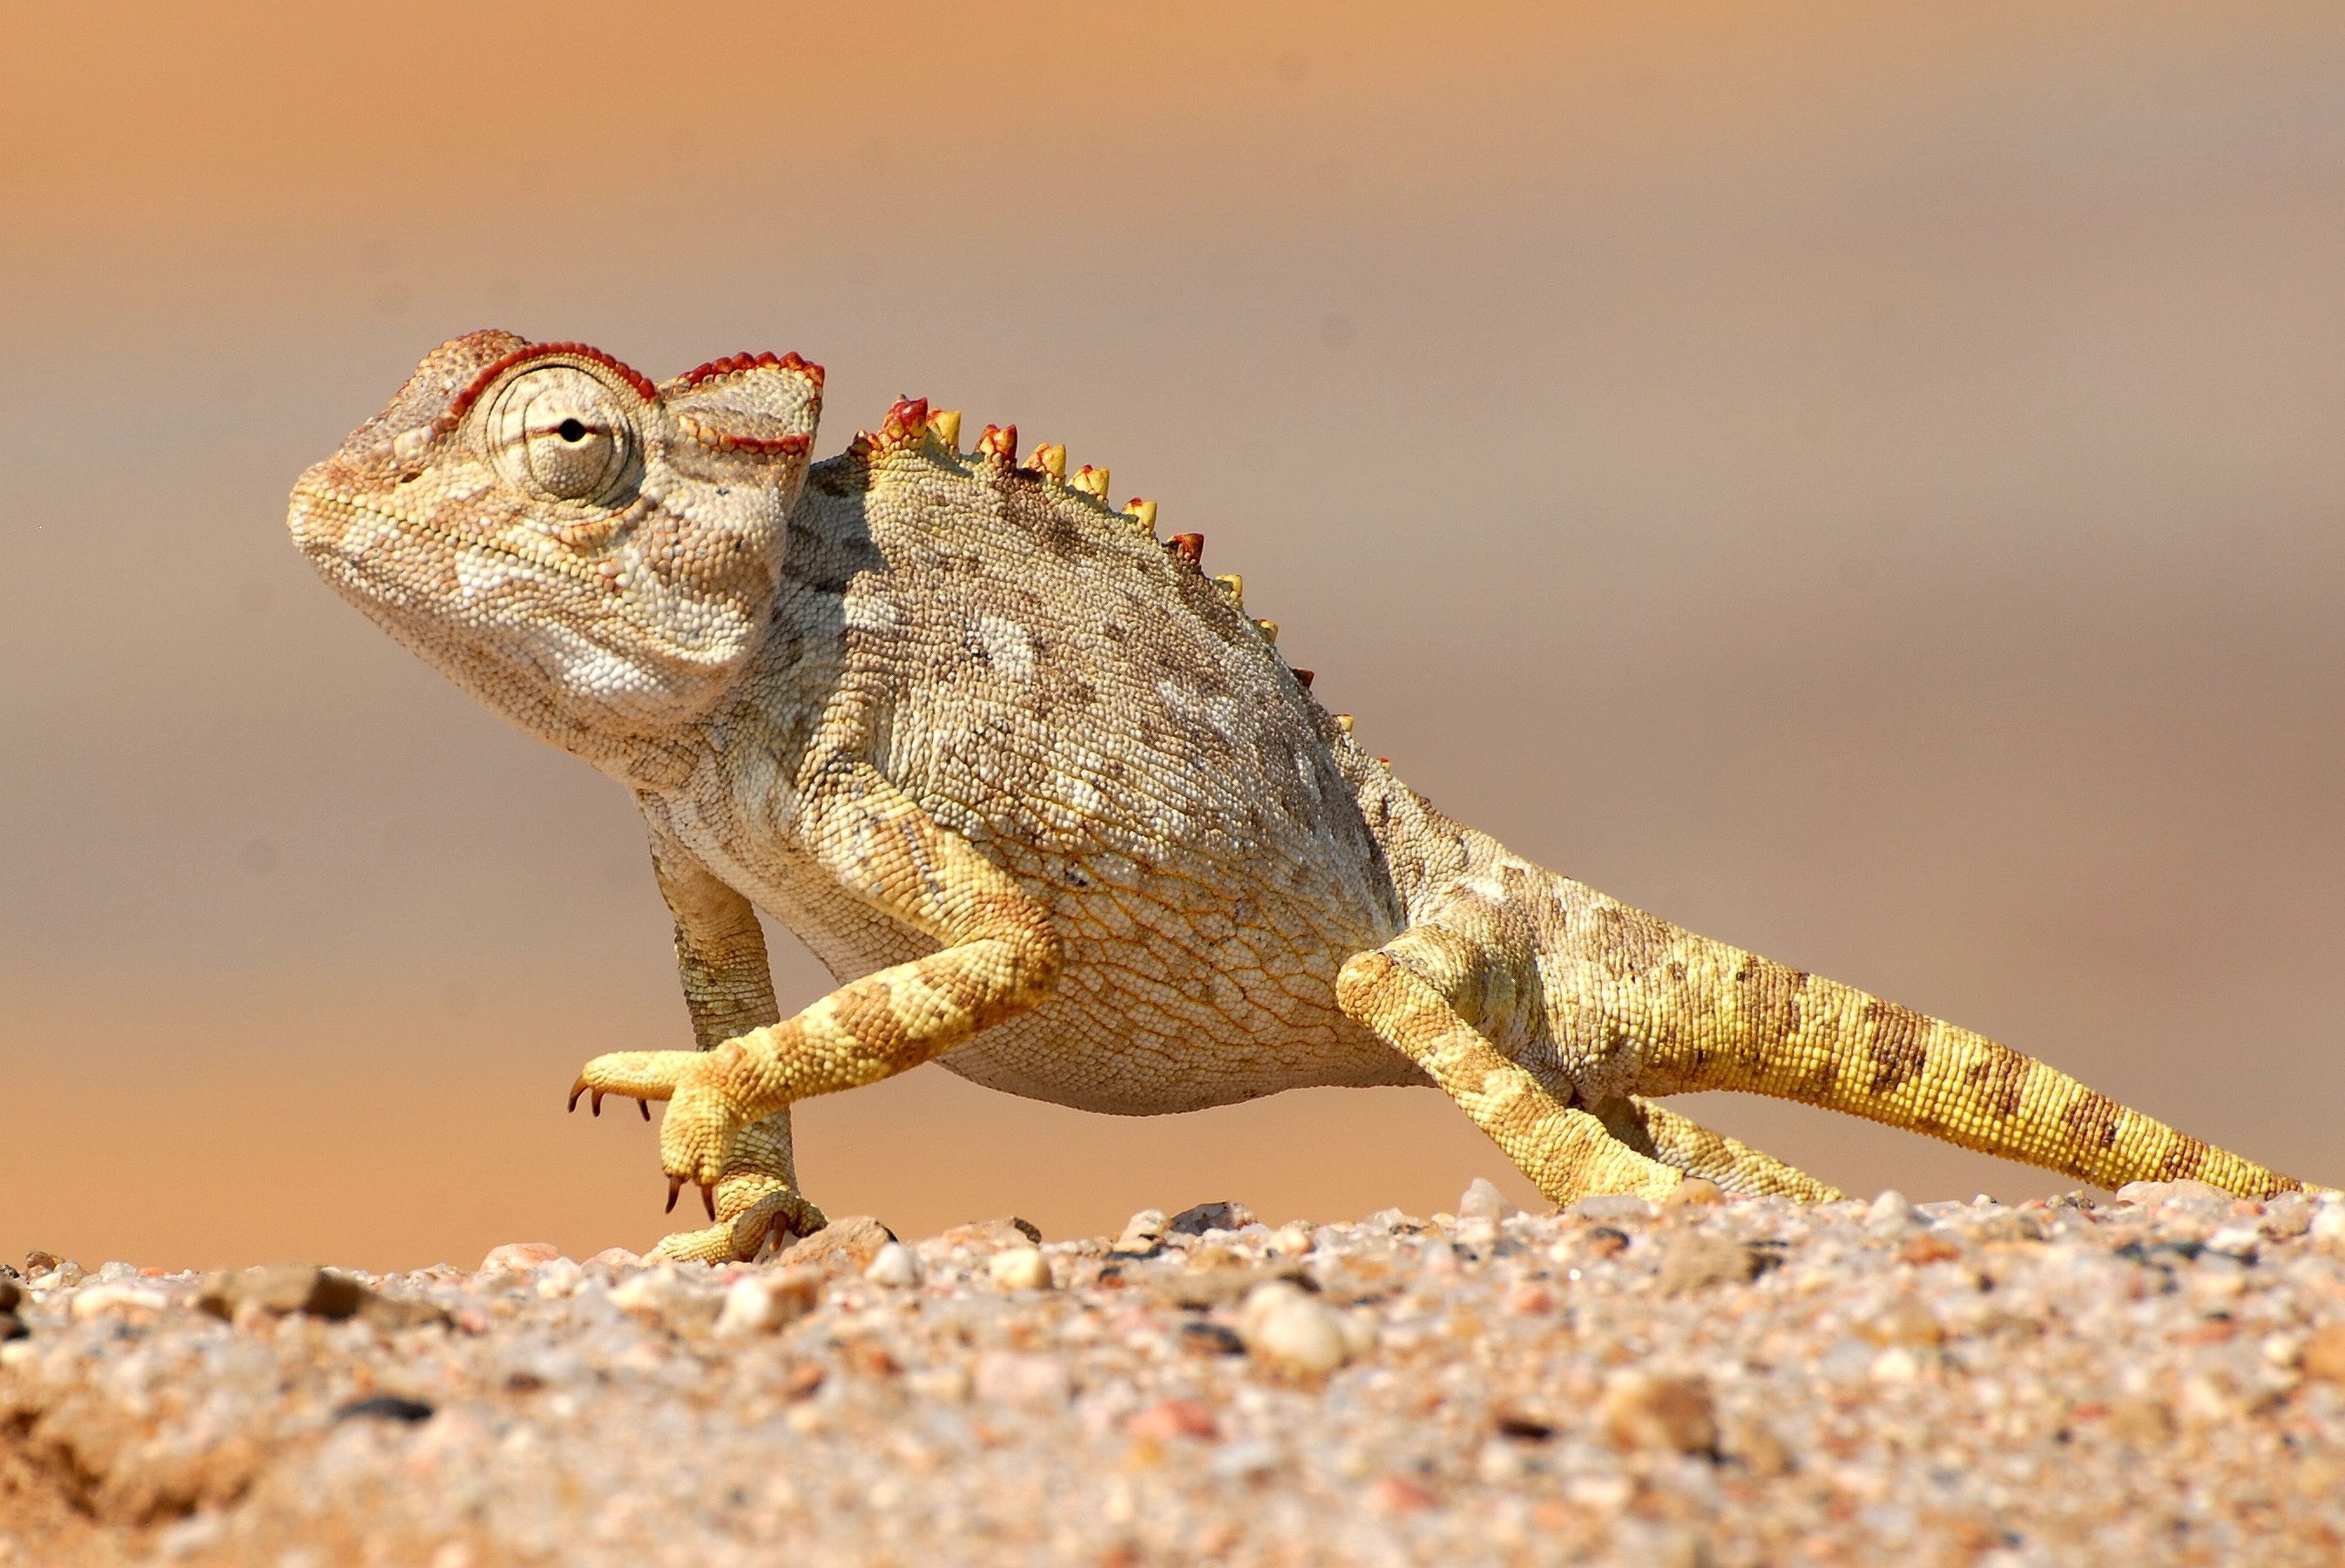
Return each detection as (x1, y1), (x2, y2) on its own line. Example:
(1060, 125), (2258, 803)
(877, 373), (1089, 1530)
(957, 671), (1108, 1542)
(558, 418), (587, 443)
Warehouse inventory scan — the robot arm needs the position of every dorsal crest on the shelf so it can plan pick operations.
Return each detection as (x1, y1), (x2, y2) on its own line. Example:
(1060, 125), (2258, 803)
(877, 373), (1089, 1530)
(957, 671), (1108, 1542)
(847, 389), (1335, 731)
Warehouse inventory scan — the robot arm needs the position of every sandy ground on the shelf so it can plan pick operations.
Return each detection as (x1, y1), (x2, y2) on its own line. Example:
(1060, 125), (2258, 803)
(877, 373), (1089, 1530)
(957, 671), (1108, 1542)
(5, 1179), (2344, 1566)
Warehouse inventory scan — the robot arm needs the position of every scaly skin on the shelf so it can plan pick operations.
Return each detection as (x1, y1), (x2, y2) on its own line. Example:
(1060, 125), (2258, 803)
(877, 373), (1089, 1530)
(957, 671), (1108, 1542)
(288, 332), (2325, 1260)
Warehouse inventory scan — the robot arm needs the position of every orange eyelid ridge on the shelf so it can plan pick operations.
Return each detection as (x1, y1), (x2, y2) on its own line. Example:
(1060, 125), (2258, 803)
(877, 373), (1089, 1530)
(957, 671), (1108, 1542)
(672, 350), (826, 391)
(436, 341), (662, 434)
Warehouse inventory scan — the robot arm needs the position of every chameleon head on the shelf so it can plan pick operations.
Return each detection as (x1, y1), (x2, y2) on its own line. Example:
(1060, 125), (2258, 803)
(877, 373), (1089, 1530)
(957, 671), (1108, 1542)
(287, 331), (822, 772)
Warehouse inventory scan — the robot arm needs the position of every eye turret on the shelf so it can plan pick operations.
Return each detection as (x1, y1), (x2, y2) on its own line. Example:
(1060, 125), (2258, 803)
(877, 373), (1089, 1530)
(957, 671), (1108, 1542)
(484, 365), (638, 504)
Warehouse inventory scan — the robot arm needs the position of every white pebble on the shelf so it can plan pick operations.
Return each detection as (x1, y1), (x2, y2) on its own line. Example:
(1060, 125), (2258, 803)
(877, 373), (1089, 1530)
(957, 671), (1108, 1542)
(67, 1283), (171, 1321)
(1116, 1209), (1167, 1250)
(1241, 1281), (1354, 1375)
(713, 1272), (816, 1336)
(1458, 1177), (1517, 1220)
(1866, 1189), (1921, 1234)
(533, 1260), (585, 1300)
(606, 1272), (672, 1315)
(2205, 1224), (2262, 1257)
(987, 1248), (1053, 1291)
(864, 1243), (921, 1288)
(2178, 1374), (2237, 1424)
(1476, 1440), (1529, 1484)
(480, 1241), (563, 1273)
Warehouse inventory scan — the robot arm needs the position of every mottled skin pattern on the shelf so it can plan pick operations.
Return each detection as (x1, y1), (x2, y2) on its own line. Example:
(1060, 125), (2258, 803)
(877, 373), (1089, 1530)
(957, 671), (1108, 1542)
(289, 333), (2326, 1261)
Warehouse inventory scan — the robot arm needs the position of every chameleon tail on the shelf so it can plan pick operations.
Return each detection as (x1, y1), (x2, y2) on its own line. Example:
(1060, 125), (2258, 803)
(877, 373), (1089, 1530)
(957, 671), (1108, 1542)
(1618, 923), (2313, 1197)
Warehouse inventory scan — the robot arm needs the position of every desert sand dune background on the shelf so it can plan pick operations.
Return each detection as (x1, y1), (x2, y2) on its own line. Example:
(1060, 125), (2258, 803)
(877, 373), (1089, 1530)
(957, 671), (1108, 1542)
(3, 1), (2342, 1270)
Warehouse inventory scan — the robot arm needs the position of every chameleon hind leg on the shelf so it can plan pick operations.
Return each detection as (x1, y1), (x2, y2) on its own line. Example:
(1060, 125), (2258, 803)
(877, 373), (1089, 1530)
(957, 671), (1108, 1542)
(575, 825), (827, 1263)
(1335, 927), (1686, 1205)
(1592, 1095), (1846, 1200)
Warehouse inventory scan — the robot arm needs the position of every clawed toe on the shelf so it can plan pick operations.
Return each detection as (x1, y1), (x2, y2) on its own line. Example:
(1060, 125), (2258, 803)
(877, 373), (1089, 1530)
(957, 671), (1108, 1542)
(660, 1173), (715, 1220)
(568, 1080), (653, 1121)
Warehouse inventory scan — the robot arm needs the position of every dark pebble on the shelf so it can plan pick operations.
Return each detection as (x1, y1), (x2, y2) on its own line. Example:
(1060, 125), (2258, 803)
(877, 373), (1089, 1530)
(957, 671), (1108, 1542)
(335, 1396), (436, 1423)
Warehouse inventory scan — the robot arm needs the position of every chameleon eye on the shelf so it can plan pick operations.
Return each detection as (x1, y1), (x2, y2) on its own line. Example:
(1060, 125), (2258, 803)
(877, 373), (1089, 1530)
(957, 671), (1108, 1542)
(485, 366), (637, 504)
(526, 415), (618, 499)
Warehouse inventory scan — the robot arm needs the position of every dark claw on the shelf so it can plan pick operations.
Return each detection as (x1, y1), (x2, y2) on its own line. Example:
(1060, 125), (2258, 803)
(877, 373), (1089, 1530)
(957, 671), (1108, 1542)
(567, 1080), (587, 1113)
(700, 1181), (716, 1222)
(666, 1173), (686, 1214)
(591, 1088), (606, 1117)
(639, 1098), (652, 1122)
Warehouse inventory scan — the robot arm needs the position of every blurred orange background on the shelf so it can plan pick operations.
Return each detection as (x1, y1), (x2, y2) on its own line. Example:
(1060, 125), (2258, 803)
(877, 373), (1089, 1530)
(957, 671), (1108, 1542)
(4, 2), (2342, 1270)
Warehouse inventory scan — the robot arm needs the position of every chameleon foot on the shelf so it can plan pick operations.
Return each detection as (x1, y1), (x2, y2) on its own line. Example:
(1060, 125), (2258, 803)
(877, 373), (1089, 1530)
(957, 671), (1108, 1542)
(646, 1184), (828, 1263)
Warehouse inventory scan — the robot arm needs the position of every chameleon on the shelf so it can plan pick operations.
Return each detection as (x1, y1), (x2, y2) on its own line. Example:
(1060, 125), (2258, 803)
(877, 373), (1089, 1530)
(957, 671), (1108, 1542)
(287, 330), (2324, 1261)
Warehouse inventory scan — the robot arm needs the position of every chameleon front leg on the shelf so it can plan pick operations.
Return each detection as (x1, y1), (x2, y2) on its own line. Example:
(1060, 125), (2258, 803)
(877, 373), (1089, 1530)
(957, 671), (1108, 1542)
(574, 766), (1064, 1225)
(1335, 930), (1686, 1205)
(578, 822), (826, 1263)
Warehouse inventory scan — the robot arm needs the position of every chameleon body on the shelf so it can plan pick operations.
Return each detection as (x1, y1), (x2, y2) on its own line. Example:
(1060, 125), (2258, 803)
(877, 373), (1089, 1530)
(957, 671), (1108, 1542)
(288, 332), (2321, 1260)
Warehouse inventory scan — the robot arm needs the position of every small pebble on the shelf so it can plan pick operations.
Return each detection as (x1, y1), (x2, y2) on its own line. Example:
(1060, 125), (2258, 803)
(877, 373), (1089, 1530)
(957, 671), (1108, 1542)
(197, 1266), (371, 1323)
(863, 1242), (921, 1288)
(2299, 1323), (2345, 1382)
(66, 1284), (170, 1321)
(1240, 1281), (1355, 1375)
(1126, 1398), (1219, 1442)
(1899, 1231), (1965, 1267)
(713, 1270), (820, 1336)
(1456, 1177), (1517, 1220)
(987, 1248), (1053, 1291)
(1368, 1475), (1439, 1514)
(1866, 1189), (1922, 1235)
(1862, 1296), (1943, 1348)
(1663, 1177), (1725, 1209)
(1168, 1200), (1257, 1236)
(1657, 1233), (1767, 1294)
(1267, 1223), (1315, 1256)
(2117, 1179), (2229, 1207)
(2206, 1224), (2262, 1257)
(480, 1242), (563, 1273)
(1116, 1209), (1168, 1251)
(774, 1216), (899, 1273)
(1598, 1373), (1717, 1456)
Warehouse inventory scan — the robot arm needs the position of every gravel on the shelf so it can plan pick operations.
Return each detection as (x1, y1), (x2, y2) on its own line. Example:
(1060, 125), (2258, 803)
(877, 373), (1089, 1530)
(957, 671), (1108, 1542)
(6, 1184), (2345, 1565)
